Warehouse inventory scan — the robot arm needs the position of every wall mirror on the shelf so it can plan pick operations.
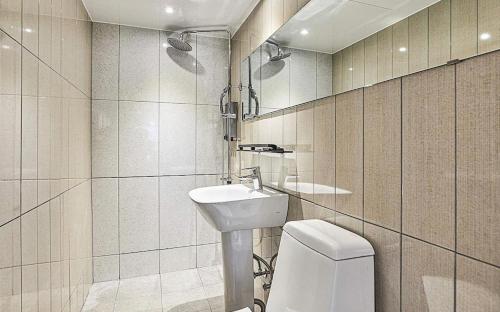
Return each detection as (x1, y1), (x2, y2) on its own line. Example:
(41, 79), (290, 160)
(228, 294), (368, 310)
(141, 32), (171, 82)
(241, 0), (440, 119)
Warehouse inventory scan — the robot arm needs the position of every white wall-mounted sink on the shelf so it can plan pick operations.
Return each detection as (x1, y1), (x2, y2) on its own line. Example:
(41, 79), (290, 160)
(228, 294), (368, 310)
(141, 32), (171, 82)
(189, 184), (289, 232)
(189, 183), (289, 311)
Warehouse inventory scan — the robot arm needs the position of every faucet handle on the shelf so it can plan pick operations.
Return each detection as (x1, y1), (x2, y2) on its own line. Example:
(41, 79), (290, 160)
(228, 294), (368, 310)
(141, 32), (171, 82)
(242, 166), (260, 173)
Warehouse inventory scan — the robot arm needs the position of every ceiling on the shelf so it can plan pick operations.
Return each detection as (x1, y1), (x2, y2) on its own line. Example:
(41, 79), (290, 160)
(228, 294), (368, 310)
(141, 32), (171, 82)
(273, 0), (440, 54)
(82, 0), (259, 34)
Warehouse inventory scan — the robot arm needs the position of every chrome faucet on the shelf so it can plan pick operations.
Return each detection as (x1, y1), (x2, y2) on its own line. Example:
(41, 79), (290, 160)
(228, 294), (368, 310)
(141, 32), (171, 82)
(239, 167), (263, 190)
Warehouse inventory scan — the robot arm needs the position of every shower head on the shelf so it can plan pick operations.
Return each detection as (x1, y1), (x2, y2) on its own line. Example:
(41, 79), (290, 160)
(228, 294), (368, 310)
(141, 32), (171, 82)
(167, 33), (192, 51)
(266, 40), (291, 61)
(270, 50), (291, 61)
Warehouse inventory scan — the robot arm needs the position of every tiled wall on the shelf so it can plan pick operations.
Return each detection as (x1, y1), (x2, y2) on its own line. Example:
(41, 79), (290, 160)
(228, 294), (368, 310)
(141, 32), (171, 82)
(0, 0), (93, 311)
(241, 50), (500, 311)
(91, 23), (230, 281)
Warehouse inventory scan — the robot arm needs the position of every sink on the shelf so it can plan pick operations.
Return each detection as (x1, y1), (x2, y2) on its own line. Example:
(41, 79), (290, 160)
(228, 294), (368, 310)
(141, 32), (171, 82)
(189, 184), (289, 311)
(189, 184), (289, 232)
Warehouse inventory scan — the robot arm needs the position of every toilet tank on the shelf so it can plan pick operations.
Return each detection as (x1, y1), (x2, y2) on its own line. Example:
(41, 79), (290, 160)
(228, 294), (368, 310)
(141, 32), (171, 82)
(266, 220), (375, 312)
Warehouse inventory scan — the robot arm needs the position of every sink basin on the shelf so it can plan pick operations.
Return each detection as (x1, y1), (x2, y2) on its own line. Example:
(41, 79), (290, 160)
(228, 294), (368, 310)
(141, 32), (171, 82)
(188, 183), (289, 311)
(189, 184), (289, 232)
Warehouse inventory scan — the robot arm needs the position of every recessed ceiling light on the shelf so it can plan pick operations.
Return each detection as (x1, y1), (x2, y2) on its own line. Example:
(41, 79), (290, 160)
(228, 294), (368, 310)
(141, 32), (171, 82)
(399, 47), (407, 52)
(25, 28), (32, 33)
(300, 29), (309, 36)
(348, 67), (353, 71)
(165, 6), (174, 14)
(480, 32), (491, 40)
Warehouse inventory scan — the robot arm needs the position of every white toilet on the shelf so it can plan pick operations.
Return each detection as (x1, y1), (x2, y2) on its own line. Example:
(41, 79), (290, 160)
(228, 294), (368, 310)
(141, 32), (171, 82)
(236, 219), (375, 312)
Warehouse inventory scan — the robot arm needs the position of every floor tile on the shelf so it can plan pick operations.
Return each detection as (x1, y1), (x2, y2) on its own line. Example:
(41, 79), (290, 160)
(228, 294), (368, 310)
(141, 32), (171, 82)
(198, 266), (223, 286)
(161, 269), (203, 293)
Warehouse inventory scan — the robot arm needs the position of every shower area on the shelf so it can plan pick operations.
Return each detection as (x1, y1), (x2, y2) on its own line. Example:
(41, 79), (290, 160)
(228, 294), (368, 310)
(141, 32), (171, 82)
(89, 23), (236, 311)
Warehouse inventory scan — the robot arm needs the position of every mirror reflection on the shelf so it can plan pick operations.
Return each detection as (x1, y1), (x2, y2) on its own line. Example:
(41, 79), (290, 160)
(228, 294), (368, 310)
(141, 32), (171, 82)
(241, 40), (332, 118)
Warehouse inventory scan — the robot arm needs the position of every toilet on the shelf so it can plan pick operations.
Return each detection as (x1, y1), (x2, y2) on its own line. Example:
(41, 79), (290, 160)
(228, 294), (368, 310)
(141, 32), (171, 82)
(236, 219), (375, 312)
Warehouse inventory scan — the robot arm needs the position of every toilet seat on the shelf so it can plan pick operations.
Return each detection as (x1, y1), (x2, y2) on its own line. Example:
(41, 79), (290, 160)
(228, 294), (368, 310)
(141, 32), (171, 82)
(234, 308), (252, 312)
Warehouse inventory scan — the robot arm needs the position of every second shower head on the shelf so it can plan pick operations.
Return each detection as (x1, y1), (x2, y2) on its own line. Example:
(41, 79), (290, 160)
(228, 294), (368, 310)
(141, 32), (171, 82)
(266, 39), (290, 61)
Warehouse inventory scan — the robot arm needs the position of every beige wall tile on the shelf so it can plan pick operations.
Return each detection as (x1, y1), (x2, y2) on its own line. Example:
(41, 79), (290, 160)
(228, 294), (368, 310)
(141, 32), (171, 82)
(249, 2), (263, 52)
(284, 0), (298, 22)
(456, 51), (500, 266)
(429, 0), (451, 67)
(402, 65), (455, 249)
(363, 223), (400, 312)
(335, 212), (362, 235)
(296, 103), (314, 201)
(352, 40), (365, 89)
(342, 46), (353, 92)
(451, 0), (478, 60)
(364, 79), (401, 231)
(409, 8), (429, 73)
(401, 236), (454, 312)
(456, 255), (500, 312)
(364, 34), (378, 86)
(298, 0), (309, 9)
(333, 51), (343, 94)
(271, 0), (284, 33)
(281, 108), (297, 195)
(313, 97), (335, 209)
(377, 27), (393, 82)
(393, 19), (409, 77)
(478, 0), (500, 54)
(0, 0), (22, 41)
(239, 21), (250, 61)
(22, 0), (39, 55)
(262, 0), (273, 41)
(335, 89), (363, 218)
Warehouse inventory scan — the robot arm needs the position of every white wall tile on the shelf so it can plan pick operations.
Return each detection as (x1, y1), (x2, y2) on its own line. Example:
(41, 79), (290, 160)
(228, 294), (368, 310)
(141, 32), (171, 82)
(119, 26), (159, 102)
(119, 101), (159, 177)
(92, 23), (119, 100)
(0, 181), (20, 226)
(196, 35), (229, 105)
(92, 100), (118, 177)
(159, 176), (196, 249)
(92, 178), (119, 256)
(119, 177), (159, 253)
(120, 250), (159, 279)
(159, 247), (197, 273)
(160, 31), (197, 104)
(159, 103), (196, 175)
(195, 105), (224, 174)
(196, 243), (222, 268)
(93, 255), (119, 282)
(316, 52), (333, 99)
(290, 49), (316, 106)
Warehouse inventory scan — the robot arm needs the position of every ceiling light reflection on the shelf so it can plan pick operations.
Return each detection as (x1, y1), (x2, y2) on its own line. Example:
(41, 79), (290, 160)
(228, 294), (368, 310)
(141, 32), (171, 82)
(399, 47), (407, 52)
(300, 29), (309, 36)
(480, 32), (491, 40)
(165, 6), (174, 14)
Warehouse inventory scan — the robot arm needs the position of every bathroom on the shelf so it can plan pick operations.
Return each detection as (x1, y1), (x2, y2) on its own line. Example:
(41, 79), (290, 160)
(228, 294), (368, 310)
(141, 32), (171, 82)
(0, 0), (498, 311)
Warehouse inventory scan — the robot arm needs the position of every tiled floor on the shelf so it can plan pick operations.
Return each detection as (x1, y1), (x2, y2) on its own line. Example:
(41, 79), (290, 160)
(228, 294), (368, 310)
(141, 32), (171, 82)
(82, 266), (225, 312)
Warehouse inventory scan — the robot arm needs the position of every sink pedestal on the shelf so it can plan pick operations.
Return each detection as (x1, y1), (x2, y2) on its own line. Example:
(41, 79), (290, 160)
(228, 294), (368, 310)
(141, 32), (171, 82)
(221, 229), (254, 312)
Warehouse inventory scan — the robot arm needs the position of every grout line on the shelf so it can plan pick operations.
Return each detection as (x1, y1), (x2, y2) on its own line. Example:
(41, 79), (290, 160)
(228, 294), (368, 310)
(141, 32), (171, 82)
(117, 24), (121, 280)
(157, 29), (161, 276)
(399, 76), (403, 312)
(453, 61), (458, 312)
